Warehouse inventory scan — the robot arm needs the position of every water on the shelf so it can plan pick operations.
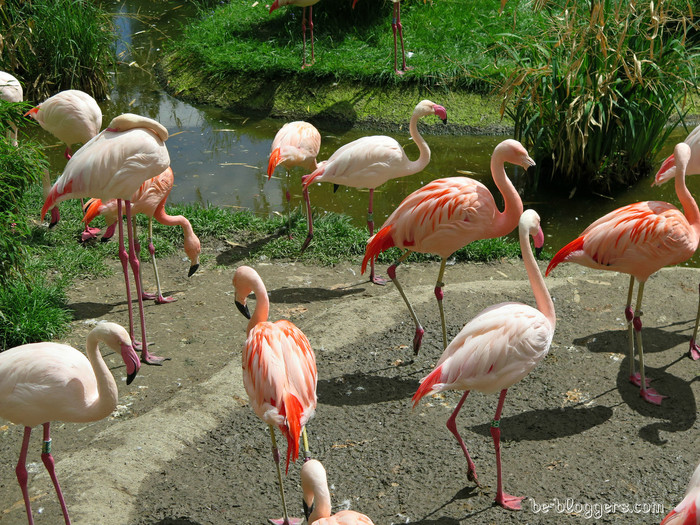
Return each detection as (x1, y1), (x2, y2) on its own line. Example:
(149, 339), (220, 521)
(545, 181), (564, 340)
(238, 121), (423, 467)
(30, 0), (698, 263)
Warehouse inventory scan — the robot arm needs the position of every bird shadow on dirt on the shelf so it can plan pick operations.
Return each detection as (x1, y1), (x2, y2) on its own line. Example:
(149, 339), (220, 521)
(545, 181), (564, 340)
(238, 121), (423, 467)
(215, 233), (282, 267)
(317, 370), (420, 406)
(573, 325), (690, 356)
(268, 284), (365, 304)
(410, 486), (482, 525)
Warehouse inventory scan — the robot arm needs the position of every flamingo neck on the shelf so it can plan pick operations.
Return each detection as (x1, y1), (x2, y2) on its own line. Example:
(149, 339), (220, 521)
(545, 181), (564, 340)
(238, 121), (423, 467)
(675, 166), (700, 242)
(247, 276), (270, 335)
(403, 110), (432, 175)
(520, 226), (556, 329)
(306, 484), (332, 522)
(84, 331), (119, 421)
(490, 153), (524, 236)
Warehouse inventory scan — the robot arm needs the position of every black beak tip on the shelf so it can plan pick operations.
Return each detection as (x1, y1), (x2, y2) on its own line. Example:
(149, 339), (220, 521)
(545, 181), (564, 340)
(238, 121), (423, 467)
(235, 300), (251, 319)
(126, 371), (137, 385)
(535, 246), (543, 259)
(188, 264), (200, 277)
(48, 220), (58, 229)
(441, 118), (448, 125)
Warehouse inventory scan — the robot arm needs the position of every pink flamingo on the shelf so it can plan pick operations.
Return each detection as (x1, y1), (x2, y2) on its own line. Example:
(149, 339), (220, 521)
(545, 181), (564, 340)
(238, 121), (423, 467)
(82, 167), (201, 304)
(660, 460), (700, 524)
(361, 139), (533, 354)
(302, 99), (448, 283)
(412, 209), (554, 511)
(352, 0), (408, 75)
(0, 71), (23, 146)
(0, 321), (140, 525)
(654, 124), (700, 361)
(233, 265), (318, 525)
(41, 113), (171, 365)
(268, 121), (321, 239)
(546, 142), (698, 404)
(269, 0), (322, 69)
(25, 89), (103, 239)
(301, 459), (375, 525)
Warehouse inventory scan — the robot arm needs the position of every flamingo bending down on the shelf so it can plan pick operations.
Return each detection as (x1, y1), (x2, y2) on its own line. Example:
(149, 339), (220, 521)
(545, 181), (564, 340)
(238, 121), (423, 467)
(41, 113), (171, 365)
(268, 121), (321, 239)
(301, 459), (375, 525)
(270, 0), (322, 69)
(547, 142), (698, 404)
(660, 460), (700, 524)
(82, 167), (201, 304)
(362, 139), (533, 354)
(233, 265), (318, 525)
(0, 321), (140, 525)
(654, 123), (700, 361)
(25, 89), (103, 238)
(0, 71), (23, 146)
(352, 0), (407, 75)
(412, 209), (554, 510)
(302, 99), (447, 283)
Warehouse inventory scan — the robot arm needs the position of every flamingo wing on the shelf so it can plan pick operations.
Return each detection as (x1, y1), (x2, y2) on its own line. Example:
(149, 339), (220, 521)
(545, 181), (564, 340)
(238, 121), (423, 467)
(312, 510), (376, 525)
(32, 90), (102, 146)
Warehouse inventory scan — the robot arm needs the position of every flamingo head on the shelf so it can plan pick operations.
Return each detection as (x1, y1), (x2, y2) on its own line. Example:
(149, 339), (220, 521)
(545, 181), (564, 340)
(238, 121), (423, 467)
(185, 233), (201, 277)
(652, 154), (676, 186)
(106, 113), (169, 142)
(23, 105), (40, 119)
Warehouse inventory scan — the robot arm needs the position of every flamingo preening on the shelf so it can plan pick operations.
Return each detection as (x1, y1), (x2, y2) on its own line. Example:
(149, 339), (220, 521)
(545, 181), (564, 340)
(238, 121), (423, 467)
(0, 71), (23, 146)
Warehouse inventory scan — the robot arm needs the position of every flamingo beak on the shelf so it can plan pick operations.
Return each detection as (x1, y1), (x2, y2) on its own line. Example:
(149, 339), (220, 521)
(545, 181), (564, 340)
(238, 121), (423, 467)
(235, 300), (251, 319)
(188, 263), (199, 277)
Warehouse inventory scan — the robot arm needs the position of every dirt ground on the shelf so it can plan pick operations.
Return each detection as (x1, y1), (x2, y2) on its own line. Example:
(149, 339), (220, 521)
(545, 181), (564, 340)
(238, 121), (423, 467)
(0, 237), (699, 525)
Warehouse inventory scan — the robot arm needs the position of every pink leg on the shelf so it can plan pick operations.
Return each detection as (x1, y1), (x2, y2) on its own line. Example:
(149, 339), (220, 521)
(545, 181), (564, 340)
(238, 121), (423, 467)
(446, 390), (480, 485)
(267, 427), (303, 525)
(285, 171), (293, 239)
(16, 427), (35, 525)
(688, 283), (700, 360)
(301, 7), (308, 69)
(387, 254), (424, 354)
(101, 223), (117, 242)
(367, 189), (386, 285)
(308, 6), (314, 64)
(491, 389), (523, 510)
(117, 201), (138, 348)
(126, 202), (168, 365)
(40, 423), (71, 524)
(300, 187), (313, 254)
(392, 2), (408, 74)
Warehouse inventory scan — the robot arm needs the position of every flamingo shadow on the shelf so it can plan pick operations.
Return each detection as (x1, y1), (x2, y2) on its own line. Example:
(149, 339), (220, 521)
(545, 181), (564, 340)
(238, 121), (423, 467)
(268, 285), (364, 304)
(68, 301), (118, 321)
(573, 326), (688, 356)
(317, 371), (420, 407)
(148, 519), (202, 525)
(215, 233), (281, 267)
(411, 486), (481, 525)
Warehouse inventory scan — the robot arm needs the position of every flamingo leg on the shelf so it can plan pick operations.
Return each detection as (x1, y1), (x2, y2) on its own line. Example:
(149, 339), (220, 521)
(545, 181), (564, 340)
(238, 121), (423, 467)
(368, 189), (386, 285)
(16, 427), (35, 525)
(148, 217), (175, 304)
(435, 257), (448, 350)
(40, 423), (71, 524)
(632, 282), (666, 404)
(302, 426), (311, 462)
(300, 186), (313, 254)
(387, 250), (424, 354)
(392, 1), (407, 74)
(491, 389), (523, 510)
(117, 200), (138, 348)
(446, 390), (479, 486)
(309, 6), (314, 65)
(300, 7), (309, 69)
(688, 283), (700, 360)
(286, 170), (293, 239)
(625, 275), (649, 387)
(41, 168), (61, 228)
(267, 426), (303, 525)
(132, 220), (154, 302)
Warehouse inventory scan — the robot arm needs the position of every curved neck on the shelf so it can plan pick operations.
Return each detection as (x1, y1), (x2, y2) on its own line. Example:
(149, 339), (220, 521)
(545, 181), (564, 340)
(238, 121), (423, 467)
(247, 276), (270, 335)
(306, 484), (332, 522)
(520, 228), (556, 329)
(154, 205), (192, 235)
(404, 110), (432, 175)
(675, 166), (700, 240)
(84, 332), (119, 420)
(491, 154), (524, 236)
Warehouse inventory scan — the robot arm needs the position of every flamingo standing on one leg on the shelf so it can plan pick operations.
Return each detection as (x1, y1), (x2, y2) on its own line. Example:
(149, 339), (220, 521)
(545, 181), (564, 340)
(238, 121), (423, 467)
(654, 123), (700, 361)
(412, 209), (554, 510)
(41, 113), (171, 365)
(301, 459), (375, 525)
(268, 121), (321, 239)
(352, 0), (408, 75)
(269, 0), (322, 69)
(0, 321), (140, 525)
(0, 71), (23, 146)
(25, 89), (103, 239)
(232, 265), (317, 525)
(547, 142), (698, 404)
(302, 99), (447, 283)
(361, 139), (533, 354)
(661, 460), (700, 524)
(82, 167), (201, 304)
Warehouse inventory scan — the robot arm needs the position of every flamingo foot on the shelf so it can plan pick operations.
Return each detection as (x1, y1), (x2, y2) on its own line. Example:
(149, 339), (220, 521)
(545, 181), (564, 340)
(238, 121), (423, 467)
(413, 326), (425, 356)
(155, 295), (177, 304)
(141, 291), (158, 301)
(141, 352), (170, 366)
(629, 373), (652, 388)
(269, 518), (303, 525)
(495, 492), (525, 511)
(300, 233), (313, 255)
(49, 207), (60, 228)
(688, 339), (700, 360)
(81, 226), (101, 242)
(467, 464), (480, 487)
(640, 387), (667, 405)
(371, 274), (387, 286)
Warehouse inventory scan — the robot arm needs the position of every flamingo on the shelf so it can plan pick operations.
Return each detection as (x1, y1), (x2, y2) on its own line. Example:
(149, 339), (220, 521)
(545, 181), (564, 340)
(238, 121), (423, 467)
(269, 0), (322, 69)
(0, 71), (23, 146)
(301, 459), (375, 525)
(546, 142), (698, 405)
(302, 99), (447, 283)
(82, 167), (201, 304)
(661, 460), (700, 525)
(25, 89), (103, 239)
(352, 0), (407, 75)
(0, 321), (141, 525)
(267, 121), (321, 239)
(232, 265), (318, 525)
(654, 124), (700, 361)
(361, 139), (533, 354)
(41, 113), (171, 365)
(412, 209), (554, 511)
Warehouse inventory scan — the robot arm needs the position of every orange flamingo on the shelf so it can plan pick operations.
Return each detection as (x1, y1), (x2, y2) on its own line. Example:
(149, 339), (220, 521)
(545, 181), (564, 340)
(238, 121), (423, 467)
(352, 0), (407, 75)
(41, 113), (171, 365)
(654, 124), (700, 360)
(233, 265), (317, 525)
(302, 99), (447, 283)
(361, 139), (533, 354)
(0, 71), (23, 146)
(301, 459), (375, 525)
(547, 142), (698, 404)
(268, 121), (321, 239)
(269, 0), (322, 69)
(661, 460), (700, 524)
(0, 322), (140, 525)
(412, 209), (554, 510)
(82, 167), (201, 304)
